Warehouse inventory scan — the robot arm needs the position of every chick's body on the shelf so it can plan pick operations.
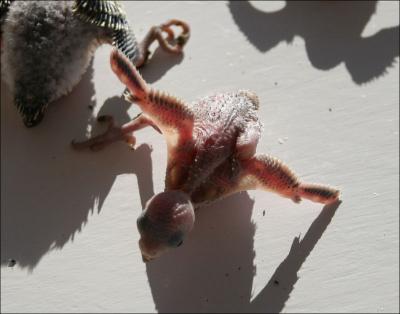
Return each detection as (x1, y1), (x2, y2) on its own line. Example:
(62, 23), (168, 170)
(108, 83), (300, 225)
(73, 49), (340, 261)
(176, 91), (262, 206)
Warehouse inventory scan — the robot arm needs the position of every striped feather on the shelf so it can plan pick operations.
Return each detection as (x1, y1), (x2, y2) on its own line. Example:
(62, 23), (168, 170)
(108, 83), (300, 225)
(72, 0), (129, 31)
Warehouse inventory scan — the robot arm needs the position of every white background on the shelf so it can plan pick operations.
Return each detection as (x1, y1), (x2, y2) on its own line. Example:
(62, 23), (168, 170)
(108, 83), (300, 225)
(1, 1), (399, 313)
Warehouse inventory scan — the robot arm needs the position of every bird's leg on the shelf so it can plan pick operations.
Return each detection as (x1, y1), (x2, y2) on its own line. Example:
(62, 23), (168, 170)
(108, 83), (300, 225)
(135, 19), (190, 68)
(110, 48), (194, 134)
(238, 154), (340, 205)
(71, 113), (160, 151)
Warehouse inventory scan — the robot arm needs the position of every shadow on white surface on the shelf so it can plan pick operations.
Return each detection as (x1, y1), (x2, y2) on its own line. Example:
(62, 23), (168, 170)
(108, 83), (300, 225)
(228, 0), (399, 84)
(146, 192), (256, 313)
(0, 40), (188, 270)
(146, 192), (340, 313)
(249, 200), (341, 313)
(0, 63), (155, 270)
(140, 46), (185, 84)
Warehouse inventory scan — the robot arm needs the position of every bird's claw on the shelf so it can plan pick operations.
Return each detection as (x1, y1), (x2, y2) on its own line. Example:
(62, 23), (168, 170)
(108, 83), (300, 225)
(71, 115), (134, 151)
(291, 195), (302, 204)
(159, 19), (190, 49)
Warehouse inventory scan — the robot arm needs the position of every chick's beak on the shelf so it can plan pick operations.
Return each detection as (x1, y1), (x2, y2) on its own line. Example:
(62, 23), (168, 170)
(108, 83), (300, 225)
(139, 239), (154, 262)
(141, 254), (154, 263)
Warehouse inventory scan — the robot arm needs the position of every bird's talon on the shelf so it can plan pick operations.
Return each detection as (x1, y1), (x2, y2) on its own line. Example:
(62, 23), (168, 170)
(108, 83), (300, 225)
(292, 195), (302, 203)
(160, 26), (175, 41)
(159, 19), (190, 49)
(176, 34), (189, 47)
(151, 124), (162, 134)
(124, 134), (137, 150)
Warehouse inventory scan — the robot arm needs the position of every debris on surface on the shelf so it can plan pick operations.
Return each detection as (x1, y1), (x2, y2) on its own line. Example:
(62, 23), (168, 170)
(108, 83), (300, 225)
(278, 137), (288, 144)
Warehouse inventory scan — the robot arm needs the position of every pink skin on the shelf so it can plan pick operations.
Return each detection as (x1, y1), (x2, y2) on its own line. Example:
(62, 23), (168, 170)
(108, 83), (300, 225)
(137, 191), (195, 262)
(72, 49), (340, 262)
(71, 114), (161, 151)
(238, 155), (339, 205)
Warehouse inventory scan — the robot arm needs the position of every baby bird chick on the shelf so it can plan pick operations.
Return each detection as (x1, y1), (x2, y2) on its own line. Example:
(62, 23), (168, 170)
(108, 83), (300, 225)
(0, 0), (190, 127)
(73, 49), (341, 262)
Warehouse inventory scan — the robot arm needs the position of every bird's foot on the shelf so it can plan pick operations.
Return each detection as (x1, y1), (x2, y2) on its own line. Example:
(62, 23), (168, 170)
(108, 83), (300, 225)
(158, 19), (191, 49)
(136, 19), (190, 67)
(71, 115), (135, 151)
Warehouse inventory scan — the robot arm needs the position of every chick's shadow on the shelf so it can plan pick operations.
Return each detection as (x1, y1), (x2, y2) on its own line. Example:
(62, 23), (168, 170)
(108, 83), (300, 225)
(146, 190), (340, 313)
(228, 1), (399, 84)
(146, 192), (256, 313)
(1, 61), (155, 271)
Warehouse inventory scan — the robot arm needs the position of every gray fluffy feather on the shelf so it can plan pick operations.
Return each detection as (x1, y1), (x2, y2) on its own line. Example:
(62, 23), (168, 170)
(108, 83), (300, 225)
(1, 1), (135, 126)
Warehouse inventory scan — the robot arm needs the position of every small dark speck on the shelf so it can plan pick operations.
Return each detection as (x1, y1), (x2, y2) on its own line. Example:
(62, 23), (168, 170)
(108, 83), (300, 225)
(51, 156), (56, 160)
(225, 273), (229, 277)
(262, 210), (266, 216)
(205, 298), (208, 303)
(274, 82), (278, 86)
(329, 108), (332, 112)
(8, 259), (16, 267)
(274, 279), (280, 286)
(238, 266), (241, 271)
(88, 105), (94, 111)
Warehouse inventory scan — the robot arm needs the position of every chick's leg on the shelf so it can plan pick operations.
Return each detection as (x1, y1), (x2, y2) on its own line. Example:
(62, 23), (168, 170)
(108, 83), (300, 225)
(238, 154), (340, 205)
(135, 19), (190, 68)
(71, 113), (160, 151)
(110, 48), (194, 135)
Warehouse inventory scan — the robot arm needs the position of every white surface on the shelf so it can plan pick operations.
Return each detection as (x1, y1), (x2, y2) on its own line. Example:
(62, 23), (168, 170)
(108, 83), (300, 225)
(1, 1), (399, 313)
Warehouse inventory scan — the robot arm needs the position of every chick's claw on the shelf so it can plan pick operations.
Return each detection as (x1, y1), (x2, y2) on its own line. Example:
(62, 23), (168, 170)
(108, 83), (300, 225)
(71, 115), (131, 151)
(71, 113), (160, 152)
